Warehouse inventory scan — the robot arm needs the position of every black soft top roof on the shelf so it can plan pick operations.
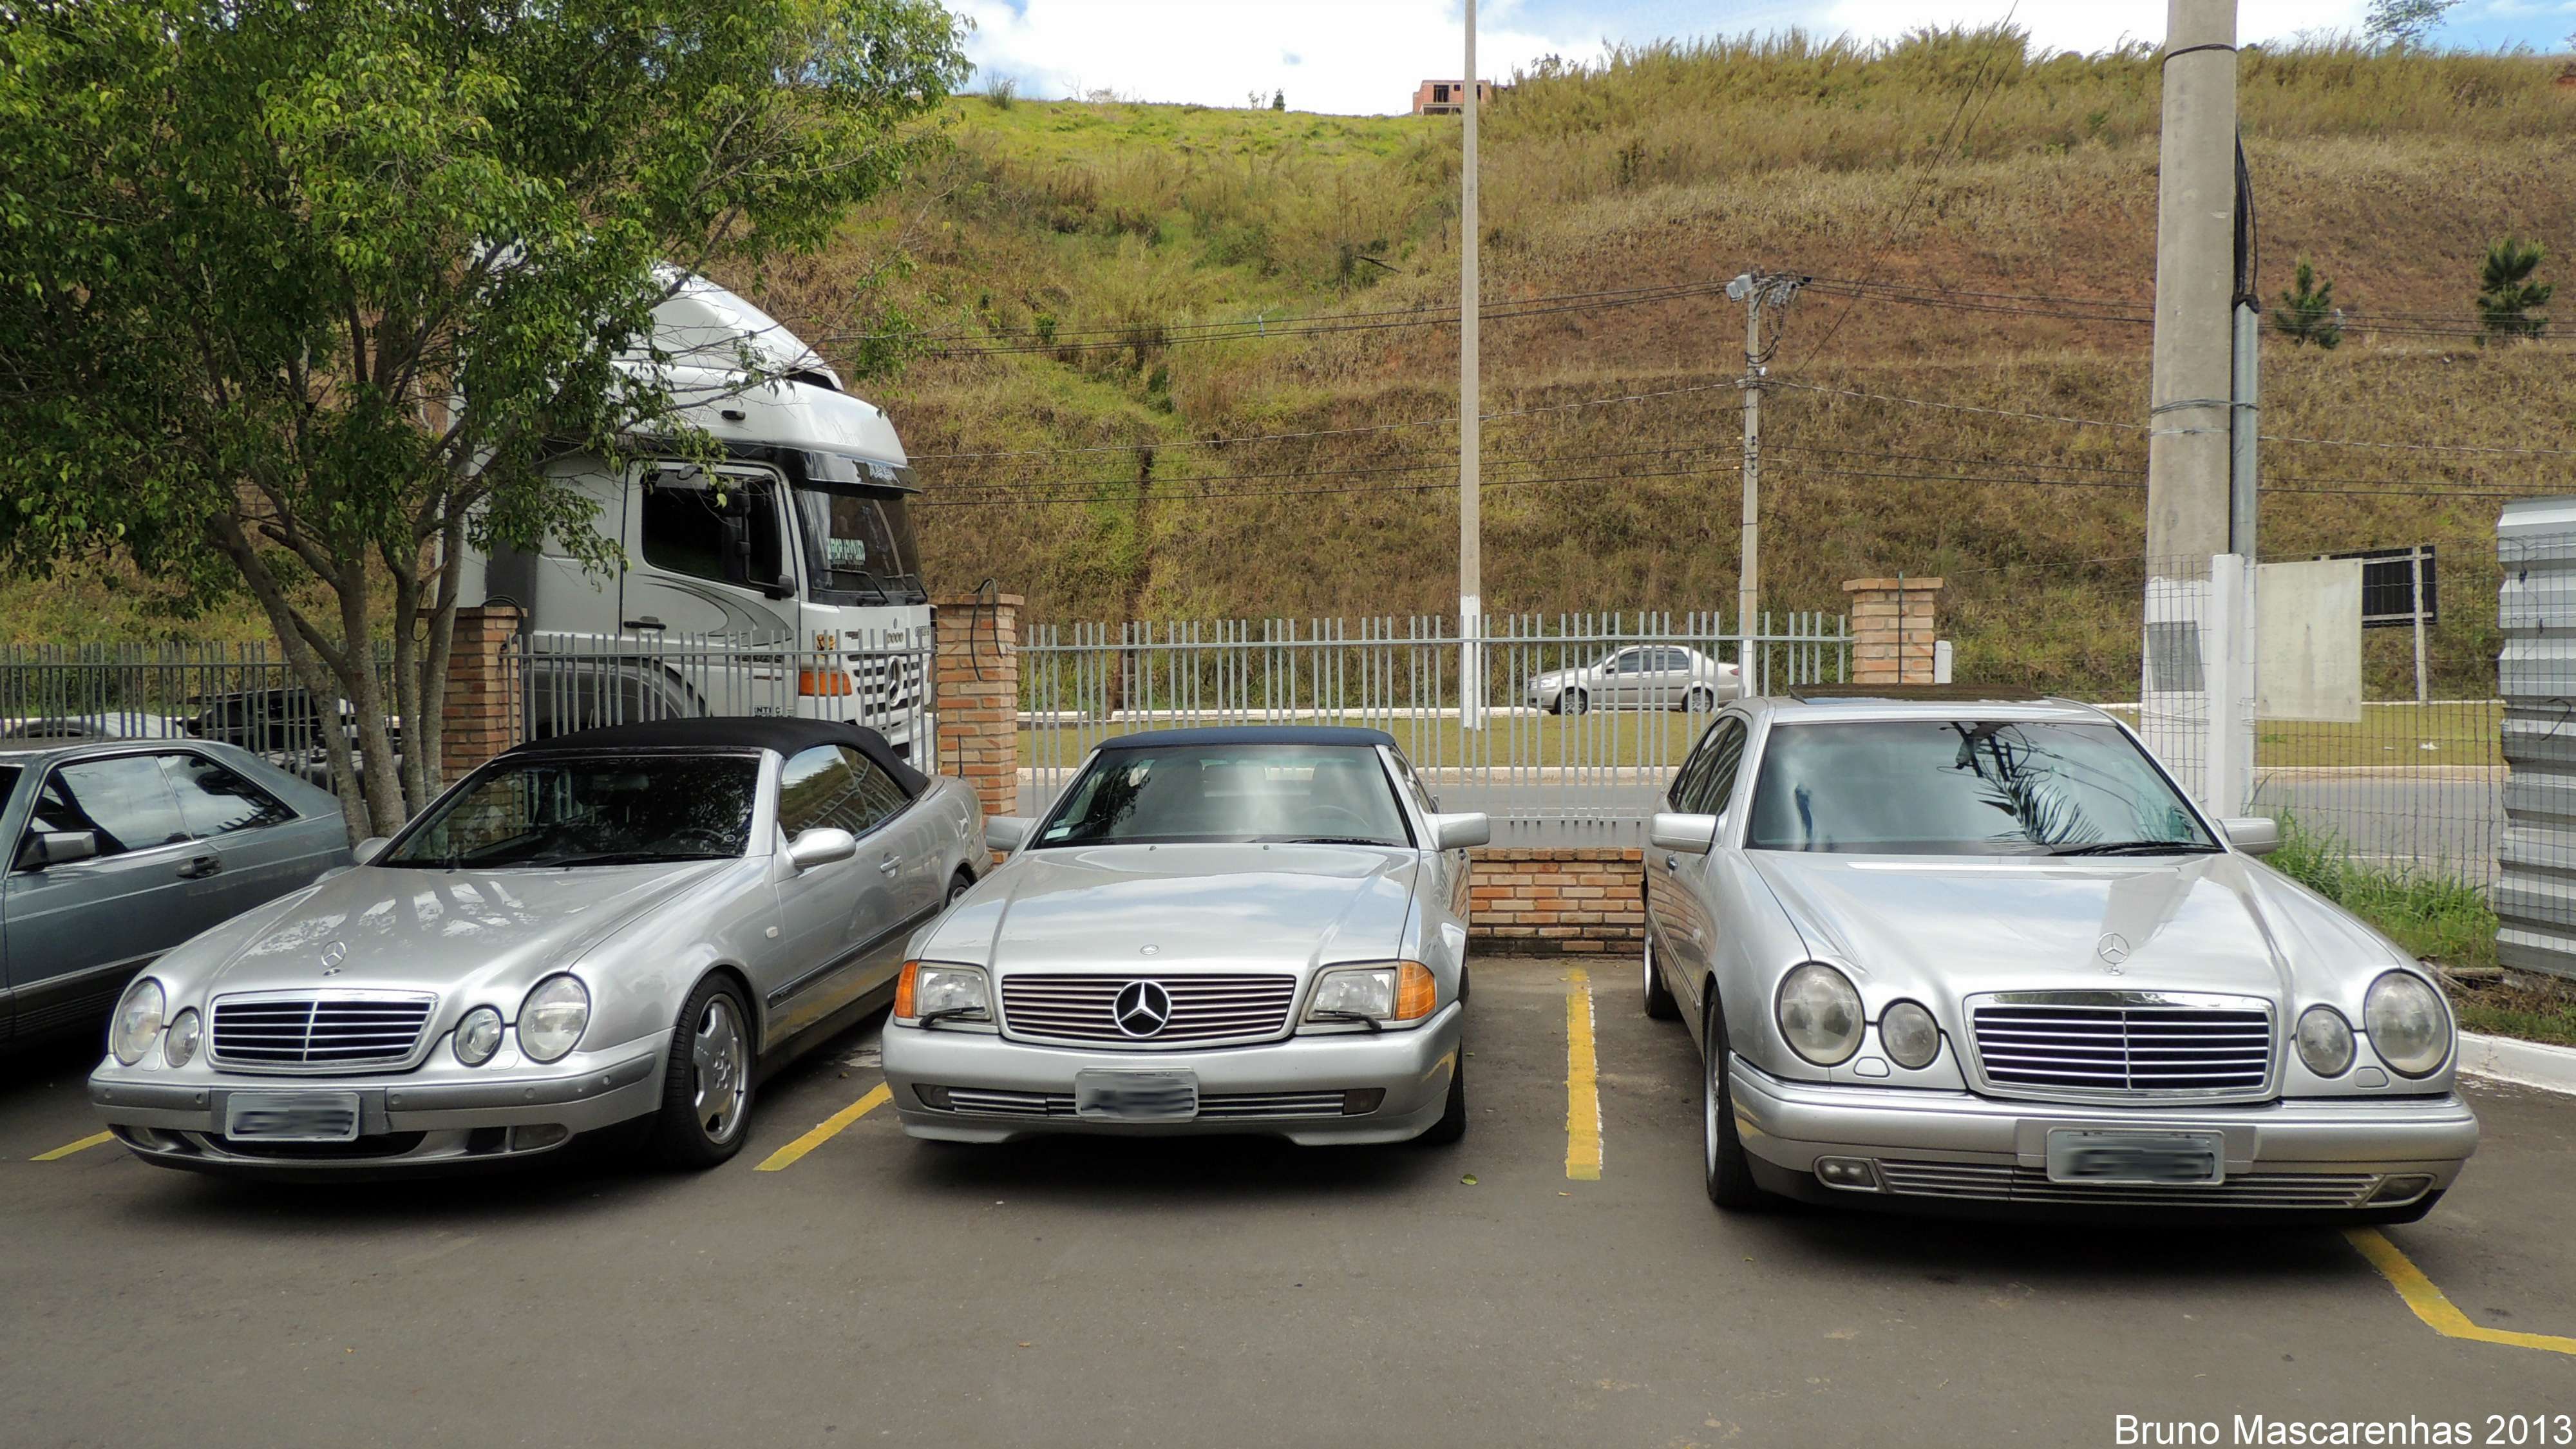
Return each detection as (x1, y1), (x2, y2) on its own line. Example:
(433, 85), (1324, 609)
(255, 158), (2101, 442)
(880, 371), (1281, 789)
(505, 717), (927, 795)
(1094, 725), (1396, 750)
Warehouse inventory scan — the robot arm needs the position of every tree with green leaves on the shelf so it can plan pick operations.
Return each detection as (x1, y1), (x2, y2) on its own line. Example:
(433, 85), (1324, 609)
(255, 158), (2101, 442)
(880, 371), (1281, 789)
(2273, 258), (2343, 349)
(2476, 236), (2553, 344)
(0, 0), (969, 840)
(2365, 0), (2458, 48)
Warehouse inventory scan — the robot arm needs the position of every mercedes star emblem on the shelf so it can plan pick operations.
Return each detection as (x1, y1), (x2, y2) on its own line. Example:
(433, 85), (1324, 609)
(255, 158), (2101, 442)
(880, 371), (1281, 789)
(2096, 933), (2131, 972)
(319, 941), (348, 976)
(1112, 980), (1173, 1037)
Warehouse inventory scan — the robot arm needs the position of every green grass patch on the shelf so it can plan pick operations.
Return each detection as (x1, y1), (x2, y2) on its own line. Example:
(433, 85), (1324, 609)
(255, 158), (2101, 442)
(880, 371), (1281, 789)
(2264, 812), (2497, 972)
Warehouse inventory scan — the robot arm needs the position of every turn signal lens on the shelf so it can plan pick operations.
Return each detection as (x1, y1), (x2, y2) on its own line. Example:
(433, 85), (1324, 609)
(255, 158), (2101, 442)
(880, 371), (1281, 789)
(2295, 1005), (2356, 1077)
(1394, 961), (1437, 1021)
(798, 670), (853, 697)
(894, 960), (919, 1019)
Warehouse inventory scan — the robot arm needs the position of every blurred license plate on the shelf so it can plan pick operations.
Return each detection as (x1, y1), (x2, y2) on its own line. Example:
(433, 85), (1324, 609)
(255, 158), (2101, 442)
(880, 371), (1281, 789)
(1074, 1070), (1198, 1122)
(225, 1092), (362, 1142)
(2045, 1129), (2224, 1185)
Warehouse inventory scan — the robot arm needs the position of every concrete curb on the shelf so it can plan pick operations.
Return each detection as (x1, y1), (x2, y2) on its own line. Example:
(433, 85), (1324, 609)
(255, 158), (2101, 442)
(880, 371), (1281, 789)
(2458, 1031), (2576, 1096)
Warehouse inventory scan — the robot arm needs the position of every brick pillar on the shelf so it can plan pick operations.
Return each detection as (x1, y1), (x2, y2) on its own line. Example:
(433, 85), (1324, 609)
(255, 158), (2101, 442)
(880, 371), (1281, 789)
(1841, 577), (1944, 685)
(440, 604), (525, 782)
(933, 593), (1022, 822)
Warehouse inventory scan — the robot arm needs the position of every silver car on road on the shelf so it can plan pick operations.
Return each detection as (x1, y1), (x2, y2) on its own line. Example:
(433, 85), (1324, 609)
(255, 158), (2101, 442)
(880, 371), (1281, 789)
(1528, 645), (1739, 714)
(883, 726), (1488, 1145)
(88, 717), (982, 1176)
(1645, 688), (2479, 1222)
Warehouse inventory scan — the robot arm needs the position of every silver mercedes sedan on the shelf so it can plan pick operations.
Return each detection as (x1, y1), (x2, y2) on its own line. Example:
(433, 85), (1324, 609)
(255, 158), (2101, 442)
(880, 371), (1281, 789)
(1646, 689), (2479, 1222)
(88, 717), (982, 1176)
(882, 726), (1488, 1146)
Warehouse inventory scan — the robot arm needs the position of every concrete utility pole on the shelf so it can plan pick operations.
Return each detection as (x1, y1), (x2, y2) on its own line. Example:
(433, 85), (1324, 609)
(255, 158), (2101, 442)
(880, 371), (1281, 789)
(1458, 0), (1483, 729)
(2146, 0), (2238, 571)
(1727, 272), (1799, 645)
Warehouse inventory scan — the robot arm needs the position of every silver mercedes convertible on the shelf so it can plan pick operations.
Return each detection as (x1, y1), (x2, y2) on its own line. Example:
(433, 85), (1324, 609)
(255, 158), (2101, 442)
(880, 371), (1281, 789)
(882, 726), (1488, 1145)
(88, 717), (983, 1176)
(1646, 688), (2479, 1222)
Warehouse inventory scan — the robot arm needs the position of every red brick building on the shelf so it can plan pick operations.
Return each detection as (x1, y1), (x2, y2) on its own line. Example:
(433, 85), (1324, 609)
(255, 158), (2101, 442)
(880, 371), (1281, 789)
(1411, 80), (1497, 115)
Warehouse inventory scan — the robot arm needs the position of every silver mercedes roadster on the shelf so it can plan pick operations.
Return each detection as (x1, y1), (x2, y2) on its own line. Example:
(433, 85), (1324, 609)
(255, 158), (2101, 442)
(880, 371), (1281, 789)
(1646, 688), (2480, 1222)
(882, 726), (1488, 1145)
(87, 717), (983, 1176)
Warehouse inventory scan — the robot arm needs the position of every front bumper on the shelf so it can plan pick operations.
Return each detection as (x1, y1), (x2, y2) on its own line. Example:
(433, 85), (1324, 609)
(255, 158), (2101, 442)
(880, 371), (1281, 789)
(87, 1040), (665, 1176)
(882, 1003), (1462, 1145)
(1729, 1059), (2481, 1217)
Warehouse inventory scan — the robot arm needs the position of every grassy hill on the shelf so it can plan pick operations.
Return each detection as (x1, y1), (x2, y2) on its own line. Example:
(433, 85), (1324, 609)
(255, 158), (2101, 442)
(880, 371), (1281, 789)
(32, 30), (2576, 698)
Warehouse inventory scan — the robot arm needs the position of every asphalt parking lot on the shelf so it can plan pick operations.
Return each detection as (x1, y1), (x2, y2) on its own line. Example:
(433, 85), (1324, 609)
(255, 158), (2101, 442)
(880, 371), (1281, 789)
(5, 957), (2571, 1449)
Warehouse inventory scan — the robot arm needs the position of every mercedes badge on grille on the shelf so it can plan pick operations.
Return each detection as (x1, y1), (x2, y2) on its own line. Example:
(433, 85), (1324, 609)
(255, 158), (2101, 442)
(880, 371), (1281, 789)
(1112, 980), (1173, 1037)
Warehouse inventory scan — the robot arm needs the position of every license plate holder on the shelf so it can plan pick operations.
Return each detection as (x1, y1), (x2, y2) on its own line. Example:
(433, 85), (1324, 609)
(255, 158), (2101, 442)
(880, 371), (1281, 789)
(224, 1091), (363, 1143)
(1073, 1070), (1198, 1122)
(2045, 1128), (2224, 1186)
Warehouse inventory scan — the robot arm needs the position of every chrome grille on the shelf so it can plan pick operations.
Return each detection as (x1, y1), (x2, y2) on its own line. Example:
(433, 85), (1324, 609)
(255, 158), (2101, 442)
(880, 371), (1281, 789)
(926, 1087), (1349, 1119)
(1968, 992), (2272, 1099)
(1875, 1160), (2376, 1210)
(211, 992), (435, 1072)
(999, 974), (1298, 1046)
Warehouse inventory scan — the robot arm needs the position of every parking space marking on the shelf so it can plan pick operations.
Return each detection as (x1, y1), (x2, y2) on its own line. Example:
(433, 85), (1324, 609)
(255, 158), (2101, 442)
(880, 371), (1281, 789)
(1565, 967), (1601, 1180)
(31, 1132), (112, 1162)
(2346, 1228), (2576, 1356)
(755, 1082), (891, 1171)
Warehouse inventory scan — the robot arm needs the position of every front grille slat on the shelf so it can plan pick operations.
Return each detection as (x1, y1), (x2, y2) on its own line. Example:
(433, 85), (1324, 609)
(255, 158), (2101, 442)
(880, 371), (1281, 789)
(1875, 1160), (2376, 1209)
(211, 992), (435, 1073)
(999, 974), (1298, 1046)
(1969, 994), (2273, 1100)
(926, 1087), (1348, 1120)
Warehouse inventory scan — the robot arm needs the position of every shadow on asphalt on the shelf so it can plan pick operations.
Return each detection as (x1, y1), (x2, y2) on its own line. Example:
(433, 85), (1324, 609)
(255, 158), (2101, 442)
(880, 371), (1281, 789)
(1731, 1195), (2368, 1287)
(888, 1130), (1460, 1205)
(0, 1033), (105, 1092)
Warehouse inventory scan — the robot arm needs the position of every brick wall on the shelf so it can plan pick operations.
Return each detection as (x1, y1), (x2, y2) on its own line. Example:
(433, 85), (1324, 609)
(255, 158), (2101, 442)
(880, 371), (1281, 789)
(932, 592), (1022, 823)
(1468, 847), (1644, 954)
(440, 603), (524, 784)
(1841, 576), (1944, 685)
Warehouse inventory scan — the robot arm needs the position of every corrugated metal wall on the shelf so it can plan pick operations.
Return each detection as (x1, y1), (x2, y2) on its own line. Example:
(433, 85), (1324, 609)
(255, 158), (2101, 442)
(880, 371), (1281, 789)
(2496, 497), (2576, 980)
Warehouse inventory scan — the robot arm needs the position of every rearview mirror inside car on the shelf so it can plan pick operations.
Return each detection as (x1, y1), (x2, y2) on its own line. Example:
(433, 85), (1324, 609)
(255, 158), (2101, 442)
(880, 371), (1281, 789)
(787, 828), (859, 870)
(1649, 813), (1720, 855)
(2219, 816), (2281, 857)
(1430, 813), (1491, 851)
(17, 830), (97, 869)
(985, 816), (1033, 852)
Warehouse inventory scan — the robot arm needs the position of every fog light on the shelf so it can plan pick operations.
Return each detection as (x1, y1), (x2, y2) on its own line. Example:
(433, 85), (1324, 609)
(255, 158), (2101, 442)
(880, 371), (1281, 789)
(508, 1123), (571, 1153)
(1814, 1156), (1883, 1191)
(913, 1084), (954, 1110)
(1341, 1088), (1386, 1115)
(2367, 1174), (2436, 1206)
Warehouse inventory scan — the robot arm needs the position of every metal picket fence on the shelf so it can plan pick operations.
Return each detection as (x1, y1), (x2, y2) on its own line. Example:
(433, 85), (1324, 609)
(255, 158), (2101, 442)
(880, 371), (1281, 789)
(1018, 612), (1849, 841)
(0, 641), (399, 790)
(515, 627), (935, 761)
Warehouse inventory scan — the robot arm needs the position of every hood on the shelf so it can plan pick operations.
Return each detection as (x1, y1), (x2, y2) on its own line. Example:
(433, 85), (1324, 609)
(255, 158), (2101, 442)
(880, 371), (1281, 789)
(1748, 852), (2297, 1002)
(171, 860), (732, 1003)
(922, 844), (1420, 974)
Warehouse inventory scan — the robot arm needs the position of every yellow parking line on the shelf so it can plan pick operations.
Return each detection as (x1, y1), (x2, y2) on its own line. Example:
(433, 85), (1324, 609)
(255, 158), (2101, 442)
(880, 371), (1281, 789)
(755, 1083), (892, 1172)
(2346, 1228), (2576, 1356)
(1566, 967), (1602, 1180)
(32, 1131), (113, 1162)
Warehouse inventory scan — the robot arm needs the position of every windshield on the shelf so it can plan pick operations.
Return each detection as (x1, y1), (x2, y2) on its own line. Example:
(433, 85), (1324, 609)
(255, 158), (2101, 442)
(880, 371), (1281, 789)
(383, 754), (761, 868)
(1745, 719), (2215, 856)
(1035, 743), (1411, 848)
(791, 486), (925, 605)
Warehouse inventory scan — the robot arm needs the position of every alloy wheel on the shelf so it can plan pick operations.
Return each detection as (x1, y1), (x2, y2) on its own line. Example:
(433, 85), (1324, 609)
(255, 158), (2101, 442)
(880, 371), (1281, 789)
(691, 994), (749, 1144)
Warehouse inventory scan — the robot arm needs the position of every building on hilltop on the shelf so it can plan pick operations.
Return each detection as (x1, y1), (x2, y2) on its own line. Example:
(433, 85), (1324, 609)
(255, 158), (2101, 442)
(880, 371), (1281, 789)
(1412, 80), (1499, 115)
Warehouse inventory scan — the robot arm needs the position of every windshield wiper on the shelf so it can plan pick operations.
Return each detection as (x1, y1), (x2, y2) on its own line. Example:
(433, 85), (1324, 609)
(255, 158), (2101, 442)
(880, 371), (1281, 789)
(1308, 1009), (1385, 1033)
(2048, 840), (2223, 857)
(544, 850), (731, 867)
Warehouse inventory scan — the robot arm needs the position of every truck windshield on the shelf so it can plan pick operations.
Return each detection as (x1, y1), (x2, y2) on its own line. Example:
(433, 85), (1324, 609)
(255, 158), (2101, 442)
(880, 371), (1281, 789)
(791, 486), (925, 605)
(1745, 719), (2217, 856)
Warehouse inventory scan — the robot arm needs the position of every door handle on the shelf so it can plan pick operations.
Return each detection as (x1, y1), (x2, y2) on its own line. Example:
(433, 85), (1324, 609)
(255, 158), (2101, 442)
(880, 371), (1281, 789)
(877, 855), (900, 876)
(1665, 853), (1680, 870)
(178, 855), (222, 880)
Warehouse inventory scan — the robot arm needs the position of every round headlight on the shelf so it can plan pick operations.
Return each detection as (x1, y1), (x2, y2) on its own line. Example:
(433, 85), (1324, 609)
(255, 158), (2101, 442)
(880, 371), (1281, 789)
(2295, 1005), (2355, 1077)
(516, 976), (590, 1063)
(162, 1008), (202, 1068)
(2365, 971), (2450, 1078)
(1879, 1000), (1941, 1070)
(109, 978), (165, 1066)
(1776, 963), (1864, 1066)
(454, 1006), (506, 1066)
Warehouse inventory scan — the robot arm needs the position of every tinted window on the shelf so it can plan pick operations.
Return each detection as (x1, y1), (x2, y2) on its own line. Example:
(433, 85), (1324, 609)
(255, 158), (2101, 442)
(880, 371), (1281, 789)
(1667, 723), (1722, 811)
(1746, 720), (2217, 856)
(384, 755), (759, 867)
(778, 745), (908, 838)
(32, 756), (189, 858)
(1611, 650), (1646, 674)
(639, 471), (785, 587)
(1685, 719), (1748, 815)
(1037, 744), (1409, 848)
(163, 753), (296, 837)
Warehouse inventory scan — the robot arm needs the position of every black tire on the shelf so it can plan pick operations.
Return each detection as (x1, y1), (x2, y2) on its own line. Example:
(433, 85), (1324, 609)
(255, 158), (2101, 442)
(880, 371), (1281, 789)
(649, 975), (756, 1170)
(946, 869), (974, 907)
(1566, 689), (1590, 715)
(1417, 1052), (1467, 1145)
(1643, 937), (1680, 1021)
(1701, 997), (1763, 1209)
(1681, 685), (1716, 714)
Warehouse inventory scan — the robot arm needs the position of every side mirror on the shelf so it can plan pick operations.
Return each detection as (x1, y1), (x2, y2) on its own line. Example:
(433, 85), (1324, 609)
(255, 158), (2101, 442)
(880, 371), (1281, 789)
(1649, 812), (1721, 855)
(786, 827), (858, 870)
(985, 816), (1032, 853)
(1428, 813), (1491, 851)
(352, 836), (392, 866)
(2220, 817), (2280, 857)
(18, 830), (98, 869)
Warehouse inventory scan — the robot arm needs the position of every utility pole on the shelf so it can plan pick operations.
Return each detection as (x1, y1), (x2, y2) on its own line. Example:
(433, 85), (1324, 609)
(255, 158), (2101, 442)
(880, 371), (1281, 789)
(1458, 0), (1483, 730)
(1726, 272), (1800, 650)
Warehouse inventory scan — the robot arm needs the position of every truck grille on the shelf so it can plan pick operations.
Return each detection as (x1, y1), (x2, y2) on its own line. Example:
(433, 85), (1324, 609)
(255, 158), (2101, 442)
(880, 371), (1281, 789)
(211, 992), (436, 1072)
(998, 974), (1298, 1046)
(1968, 992), (2272, 1099)
(1875, 1161), (2376, 1210)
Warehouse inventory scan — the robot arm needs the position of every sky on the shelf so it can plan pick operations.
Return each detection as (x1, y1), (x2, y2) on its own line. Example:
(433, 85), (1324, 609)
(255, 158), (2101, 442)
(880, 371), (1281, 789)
(952, 0), (2576, 116)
